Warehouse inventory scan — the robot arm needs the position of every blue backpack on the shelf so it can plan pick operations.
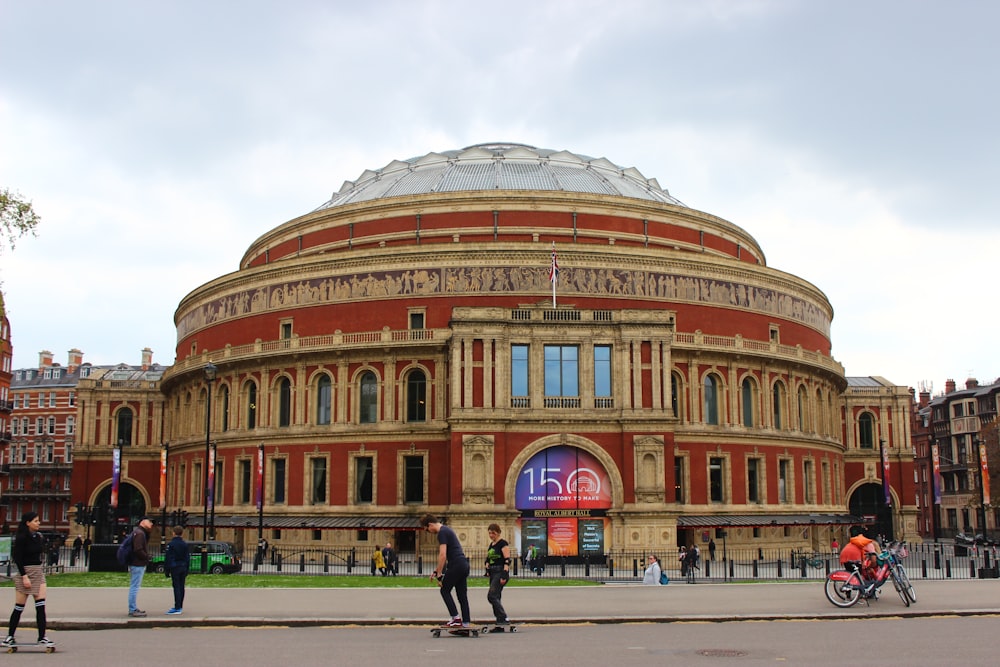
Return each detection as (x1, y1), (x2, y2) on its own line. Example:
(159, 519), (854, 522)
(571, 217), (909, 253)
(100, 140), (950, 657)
(659, 571), (669, 585)
(116, 532), (135, 566)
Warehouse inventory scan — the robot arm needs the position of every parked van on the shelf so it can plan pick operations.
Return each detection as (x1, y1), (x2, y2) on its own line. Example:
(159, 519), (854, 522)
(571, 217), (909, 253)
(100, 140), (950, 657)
(148, 540), (242, 574)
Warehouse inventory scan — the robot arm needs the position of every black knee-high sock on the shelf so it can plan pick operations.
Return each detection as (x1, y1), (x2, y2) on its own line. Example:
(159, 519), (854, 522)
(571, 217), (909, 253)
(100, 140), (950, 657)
(7, 604), (24, 637)
(34, 600), (46, 640)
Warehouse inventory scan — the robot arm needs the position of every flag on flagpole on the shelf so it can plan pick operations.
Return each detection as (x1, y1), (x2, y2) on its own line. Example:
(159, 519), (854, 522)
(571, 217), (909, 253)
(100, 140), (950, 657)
(931, 442), (942, 505)
(980, 442), (991, 507)
(549, 242), (559, 308)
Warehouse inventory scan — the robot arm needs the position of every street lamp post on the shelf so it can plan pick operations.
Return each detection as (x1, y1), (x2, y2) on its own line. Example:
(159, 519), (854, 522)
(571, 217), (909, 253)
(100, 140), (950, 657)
(201, 362), (217, 574)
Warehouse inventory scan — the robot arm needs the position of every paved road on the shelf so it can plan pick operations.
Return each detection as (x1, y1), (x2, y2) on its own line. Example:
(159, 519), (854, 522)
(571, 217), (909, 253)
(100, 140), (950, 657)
(30, 578), (1000, 630)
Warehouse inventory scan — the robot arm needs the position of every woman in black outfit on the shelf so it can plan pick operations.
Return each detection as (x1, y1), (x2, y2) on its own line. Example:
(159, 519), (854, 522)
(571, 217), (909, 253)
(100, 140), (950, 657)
(3, 512), (54, 648)
(485, 523), (511, 631)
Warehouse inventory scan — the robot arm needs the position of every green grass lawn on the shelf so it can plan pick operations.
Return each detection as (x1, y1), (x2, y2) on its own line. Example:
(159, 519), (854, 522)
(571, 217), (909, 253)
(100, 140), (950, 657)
(1, 572), (599, 589)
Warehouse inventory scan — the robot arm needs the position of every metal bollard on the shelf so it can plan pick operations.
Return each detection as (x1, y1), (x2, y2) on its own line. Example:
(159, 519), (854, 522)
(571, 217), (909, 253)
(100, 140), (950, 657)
(276, 553), (283, 572)
(300, 553), (306, 572)
(921, 559), (928, 578)
(945, 559), (951, 578)
(934, 549), (941, 570)
(633, 559), (639, 577)
(752, 560), (759, 578)
(560, 557), (566, 577)
(324, 555), (329, 573)
(417, 555), (423, 575)
(609, 557), (614, 578)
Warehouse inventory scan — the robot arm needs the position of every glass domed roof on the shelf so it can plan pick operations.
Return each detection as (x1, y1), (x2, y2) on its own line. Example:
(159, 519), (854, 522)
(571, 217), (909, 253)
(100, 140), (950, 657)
(314, 143), (685, 211)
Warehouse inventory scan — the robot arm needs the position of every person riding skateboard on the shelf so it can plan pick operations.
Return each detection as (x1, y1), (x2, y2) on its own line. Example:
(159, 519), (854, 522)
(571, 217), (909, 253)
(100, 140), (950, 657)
(421, 514), (471, 629)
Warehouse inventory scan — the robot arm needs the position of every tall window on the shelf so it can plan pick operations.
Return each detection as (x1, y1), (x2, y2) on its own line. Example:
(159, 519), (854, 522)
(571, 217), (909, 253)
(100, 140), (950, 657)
(116, 408), (133, 446)
(544, 345), (579, 397)
(272, 458), (286, 504)
(359, 371), (378, 423)
(704, 375), (720, 425)
(238, 459), (251, 504)
(220, 385), (230, 432)
(316, 375), (332, 425)
(406, 370), (427, 422)
(748, 458), (760, 503)
(404, 455), (424, 503)
(214, 459), (223, 505)
(671, 372), (681, 420)
(779, 459), (789, 503)
(594, 345), (612, 398)
(803, 460), (814, 503)
(797, 385), (809, 431)
(311, 458), (327, 504)
(741, 378), (755, 427)
(858, 412), (875, 449)
(674, 455), (686, 503)
(709, 457), (724, 502)
(772, 382), (785, 429)
(247, 382), (258, 429)
(355, 456), (373, 503)
(511, 344), (529, 405)
(278, 377), (292, 427)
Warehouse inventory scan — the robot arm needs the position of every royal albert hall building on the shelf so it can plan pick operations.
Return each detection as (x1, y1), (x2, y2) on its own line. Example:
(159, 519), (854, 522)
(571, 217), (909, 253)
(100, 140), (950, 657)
(155, 143), (877, 561)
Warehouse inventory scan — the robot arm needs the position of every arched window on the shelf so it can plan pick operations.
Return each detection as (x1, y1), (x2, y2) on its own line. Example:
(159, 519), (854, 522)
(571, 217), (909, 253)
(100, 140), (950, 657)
(247, 381), (258, 430)
(671, 372), (682, 420)
(772, 381), (785, 429)
(859, 412), (875, 449)
(116, 408), (133, 446)
(704, 374), (720, 425)
(220, 385), (230, 432)
(741, 377), (756, 427)
(278, 377), (292, 427)
(797, 385), (809, 431)
(406, 369), (427, 422)
(360, 371), (378, 424)
(316, 374), (332, 425)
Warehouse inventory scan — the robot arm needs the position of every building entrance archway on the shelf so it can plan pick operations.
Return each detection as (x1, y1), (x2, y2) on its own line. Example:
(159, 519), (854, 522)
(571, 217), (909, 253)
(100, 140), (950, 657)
(93, 483), (147, 543)
(848, 482), (893, 541)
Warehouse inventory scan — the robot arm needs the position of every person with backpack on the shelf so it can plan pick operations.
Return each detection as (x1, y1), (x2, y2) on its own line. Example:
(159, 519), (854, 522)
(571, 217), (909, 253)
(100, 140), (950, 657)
(642, 554), (662, 585)
(2, 512), (55, 649)
(125, 517), (154, 617)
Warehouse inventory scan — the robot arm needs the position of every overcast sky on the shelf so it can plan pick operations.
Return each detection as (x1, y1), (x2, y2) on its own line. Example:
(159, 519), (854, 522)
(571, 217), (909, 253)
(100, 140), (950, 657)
(2, 0), (997, 395)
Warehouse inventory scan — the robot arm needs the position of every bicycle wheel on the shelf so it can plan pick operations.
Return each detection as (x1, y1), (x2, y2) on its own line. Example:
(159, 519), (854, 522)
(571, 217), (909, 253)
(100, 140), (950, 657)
(825, 571), (862, 608)
(889, 569), (910, 607)
(895, 564), (916, 603)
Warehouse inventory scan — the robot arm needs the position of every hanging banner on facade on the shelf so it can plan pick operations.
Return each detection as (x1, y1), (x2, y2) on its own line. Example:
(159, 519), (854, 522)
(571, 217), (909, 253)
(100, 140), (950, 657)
(207, 443), (216, 511)
(515, 445), (612, 509)
(256, 443), (265, 511)
(111, 447), (121, 508)
(981, 442), (991, 507)
(880, 439), (891, 506)
(931, 443), (941, 505)
(159, 445), (168, 509)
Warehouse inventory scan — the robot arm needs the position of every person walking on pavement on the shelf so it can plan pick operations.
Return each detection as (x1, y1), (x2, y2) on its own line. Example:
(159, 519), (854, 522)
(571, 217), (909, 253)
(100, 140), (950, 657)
(127, 517), (154, 617)
(485, 523), (512, 631)
(382, 542), (397, 576)
(3, 512), (55, 649)
(708, 539), (716, 561)
(372, 545), (386, 576)
(420, 513), (471, 628)
(163, 525), (190, 615)
(642, 554), (663, 585)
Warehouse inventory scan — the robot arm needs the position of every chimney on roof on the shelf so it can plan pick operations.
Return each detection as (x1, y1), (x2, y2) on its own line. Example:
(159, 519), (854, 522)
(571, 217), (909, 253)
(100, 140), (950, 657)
(67, 348), (83, 374)
(141, 347), (153, 371)
(965, 378), (978, 390)
(919, 389), (931, 408)
(945, 379), (956, 394)
(39, 350), (53, 369)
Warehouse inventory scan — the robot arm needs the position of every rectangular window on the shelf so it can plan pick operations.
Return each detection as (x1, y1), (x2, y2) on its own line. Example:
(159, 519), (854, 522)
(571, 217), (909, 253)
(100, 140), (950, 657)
(66, 416), (75, 435)
(404, 455), (424, 503)
(214, 460), (224, 505)
(311, 458), (327, 504)
(238, 460), (251, 504)
(37, 393), (43, 407)
(803, 460), (814, 503)
(193, 463), (203, 503)
(48, 417), (56, 435)
(511, 344), (529, 399)
(674, 455), (686, 503)
(544, 345), (579, 397)
(747, 458), (760, 503)
(273, 458), (286, 504)
(710, 457), (724, 502)
(594, 345), (612, 397)
(69, 391), (76, 407)
(48, 392), (56, 407)
(779, 459), (789, 503)
(356, 456), (373, 503)
(409, 311), (424, 329)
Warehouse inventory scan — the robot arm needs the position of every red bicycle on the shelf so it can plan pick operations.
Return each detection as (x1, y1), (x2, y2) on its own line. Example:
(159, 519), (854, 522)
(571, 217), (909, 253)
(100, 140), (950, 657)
(824, 542), (912, 608)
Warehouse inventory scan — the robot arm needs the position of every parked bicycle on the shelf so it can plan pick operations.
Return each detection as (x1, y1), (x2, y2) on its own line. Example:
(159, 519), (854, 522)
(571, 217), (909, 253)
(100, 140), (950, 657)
(824, 541), (914, 608)
(798, 552), (825, 569)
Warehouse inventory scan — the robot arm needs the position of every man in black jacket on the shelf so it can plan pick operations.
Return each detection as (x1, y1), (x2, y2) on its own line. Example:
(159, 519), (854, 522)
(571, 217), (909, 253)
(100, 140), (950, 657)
(164, 526), (190, 615)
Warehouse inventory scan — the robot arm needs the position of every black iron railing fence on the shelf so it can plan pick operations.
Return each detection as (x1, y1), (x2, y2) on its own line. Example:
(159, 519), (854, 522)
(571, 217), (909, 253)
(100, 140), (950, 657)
(30, 540), (1000, 582)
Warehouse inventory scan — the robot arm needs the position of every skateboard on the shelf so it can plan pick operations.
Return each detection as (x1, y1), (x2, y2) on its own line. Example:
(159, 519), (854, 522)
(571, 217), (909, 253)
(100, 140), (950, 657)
(481, 624), (518, 634)
(430, 625), (479, 638)
(6, 642), (56, 654)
